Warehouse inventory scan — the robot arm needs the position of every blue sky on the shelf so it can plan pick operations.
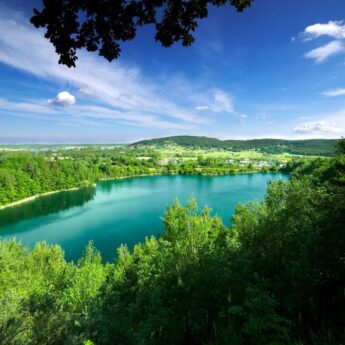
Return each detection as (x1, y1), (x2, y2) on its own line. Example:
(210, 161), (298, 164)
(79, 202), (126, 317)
(1, 0), (345, 143)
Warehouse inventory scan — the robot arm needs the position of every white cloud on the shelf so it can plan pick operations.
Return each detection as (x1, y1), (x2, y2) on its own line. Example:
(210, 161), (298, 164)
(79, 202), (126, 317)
(212, 90), (235, 113)
(0, 8), (209, 130)
(0, 6), (254, 138)
(0, 96), (195, 130)
(300, 21), (345, 63)
(48, 91), (76, 106)
(322, 88), (345, 97)
(304, 40), (345, 63)
(193, 89), (247, 119)
(303, 21), (345, 40)
(0, 98), (56, 114)
(78, 87), (95, 96)
(293, 121), (343, 134)
(195, 105), (209, 111)
(73, 104), (192, 130)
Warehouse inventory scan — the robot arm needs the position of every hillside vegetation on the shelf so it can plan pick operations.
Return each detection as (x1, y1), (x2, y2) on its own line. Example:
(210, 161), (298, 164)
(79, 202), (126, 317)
(0, 146), (344, 344)
(133, 136), (338, 156)
(0, 146), (305, 207)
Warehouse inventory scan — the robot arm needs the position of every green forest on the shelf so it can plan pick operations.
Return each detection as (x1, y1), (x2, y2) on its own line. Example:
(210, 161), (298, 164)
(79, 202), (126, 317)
(0, 144), (344, 344)
(133, 136), (338, 156)
(0, 146), (298, 207)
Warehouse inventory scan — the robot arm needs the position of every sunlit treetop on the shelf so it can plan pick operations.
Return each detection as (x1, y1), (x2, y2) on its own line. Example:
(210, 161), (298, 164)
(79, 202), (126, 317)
(30, 0), (253, 67)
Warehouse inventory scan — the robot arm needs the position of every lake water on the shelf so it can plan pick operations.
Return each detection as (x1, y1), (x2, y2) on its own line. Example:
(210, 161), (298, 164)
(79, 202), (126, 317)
(0, 174), (287, 262)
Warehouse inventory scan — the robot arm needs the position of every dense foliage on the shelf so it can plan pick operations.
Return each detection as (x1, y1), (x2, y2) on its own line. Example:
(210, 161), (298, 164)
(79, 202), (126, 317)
(0, 155), (97, 205)
(0, 152), (344, 344)
(134, 136), (338, 156)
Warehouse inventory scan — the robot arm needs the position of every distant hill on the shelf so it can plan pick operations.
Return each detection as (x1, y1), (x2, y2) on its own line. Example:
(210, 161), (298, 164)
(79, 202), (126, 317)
(132, 135), (339, 156)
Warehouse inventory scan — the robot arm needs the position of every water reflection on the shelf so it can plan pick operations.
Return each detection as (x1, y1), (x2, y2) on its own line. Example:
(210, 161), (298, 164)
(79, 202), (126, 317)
(97, 176), (161, 194)
(0, 187), (96, 228)
(97, 179), (116, 194)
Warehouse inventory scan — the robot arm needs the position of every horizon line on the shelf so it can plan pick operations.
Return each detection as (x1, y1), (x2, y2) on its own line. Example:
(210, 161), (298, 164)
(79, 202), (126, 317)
(0, 135), (341, 146)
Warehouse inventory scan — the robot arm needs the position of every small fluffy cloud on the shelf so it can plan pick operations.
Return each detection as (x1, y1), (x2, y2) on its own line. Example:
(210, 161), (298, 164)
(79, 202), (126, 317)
(322, 88), (345, 97)
(304, 40), (345, 63)
(293, 121), (343, 134)
(48, 91), (76, 107)
(303, 21), (345, 40)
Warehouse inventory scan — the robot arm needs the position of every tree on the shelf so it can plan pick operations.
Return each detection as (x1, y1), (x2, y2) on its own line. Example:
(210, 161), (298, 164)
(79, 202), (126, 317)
(30, 0), (253, 67)
(336, 137), (345, 155)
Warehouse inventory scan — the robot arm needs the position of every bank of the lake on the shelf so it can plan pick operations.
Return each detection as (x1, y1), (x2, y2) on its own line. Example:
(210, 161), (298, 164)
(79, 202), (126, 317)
(0, 173), (288, 262)
(0, 170), (278, 210)
(97, 169), (273, 181)
(0, 187), (92, 210)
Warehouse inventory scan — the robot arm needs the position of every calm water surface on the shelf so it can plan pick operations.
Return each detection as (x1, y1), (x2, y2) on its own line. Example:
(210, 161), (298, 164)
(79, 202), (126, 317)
(0, 174), (287, 261)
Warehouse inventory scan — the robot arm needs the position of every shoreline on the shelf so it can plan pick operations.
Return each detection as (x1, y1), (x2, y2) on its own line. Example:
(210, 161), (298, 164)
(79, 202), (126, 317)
(0, 170), (282, 210)
(98, 173), (163, 181)
(0, 186), (94, 210)
(98, 169), (280, 181)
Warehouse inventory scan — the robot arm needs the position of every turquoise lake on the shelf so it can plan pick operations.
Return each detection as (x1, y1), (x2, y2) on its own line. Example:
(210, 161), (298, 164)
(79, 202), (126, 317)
(0, 173), (287, 262)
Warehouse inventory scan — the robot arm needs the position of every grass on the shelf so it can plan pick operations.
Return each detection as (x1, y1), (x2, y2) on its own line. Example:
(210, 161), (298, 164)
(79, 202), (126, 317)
(153, 145), (322, 162)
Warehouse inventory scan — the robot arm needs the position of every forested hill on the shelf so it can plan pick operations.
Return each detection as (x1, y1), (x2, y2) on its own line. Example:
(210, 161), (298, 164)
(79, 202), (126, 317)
(133, 136), (339, 156)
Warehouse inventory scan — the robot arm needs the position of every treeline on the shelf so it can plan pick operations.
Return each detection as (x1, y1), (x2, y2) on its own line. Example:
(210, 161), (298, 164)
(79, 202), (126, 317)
(134, 135), (339, 156)
(0, 149), (280, 206)
(0, 155), (98, 205)
(0, 150), (344, 344)
(0, 151), (156, 206)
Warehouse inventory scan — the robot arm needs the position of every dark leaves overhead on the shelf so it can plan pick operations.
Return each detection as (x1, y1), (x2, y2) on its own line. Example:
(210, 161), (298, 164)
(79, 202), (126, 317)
(30, 0), (253, 67)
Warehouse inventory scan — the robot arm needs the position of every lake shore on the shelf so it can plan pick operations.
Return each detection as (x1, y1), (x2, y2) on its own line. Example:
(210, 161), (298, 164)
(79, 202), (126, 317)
(98, 173), (162, 181)
(98, 170), (277, 181)
(0, 186), (94, 210)
(0, 170), (281, 210)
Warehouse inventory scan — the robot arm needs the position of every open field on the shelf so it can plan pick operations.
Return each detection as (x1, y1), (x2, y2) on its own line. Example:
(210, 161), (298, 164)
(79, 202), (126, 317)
(154, 146), (322, 162)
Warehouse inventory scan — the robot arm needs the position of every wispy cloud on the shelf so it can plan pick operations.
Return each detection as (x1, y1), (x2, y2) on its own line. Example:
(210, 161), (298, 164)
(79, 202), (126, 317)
(322, 88), (345, 97)
(78, 88), (96, 97)
(0, 97), (192, 130)
(293, 121), (343, 134)
(0, 8), (213, 130)
(195, 105), (209, 111)
(212, 90), (235, 113)
(300, 21), (345, 63)
(304, 40), (345, 63)
(0, 98), (56, 115)
(195, 89), (247, 118)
